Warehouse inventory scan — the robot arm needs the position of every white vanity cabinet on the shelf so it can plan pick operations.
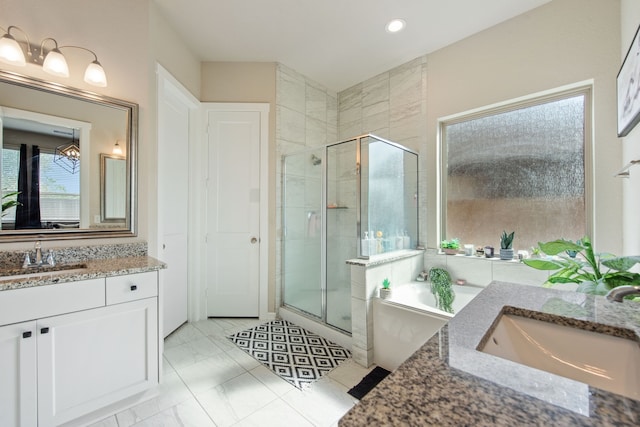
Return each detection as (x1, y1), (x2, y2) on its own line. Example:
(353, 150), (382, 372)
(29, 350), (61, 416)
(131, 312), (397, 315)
(0, 271), (160, 427)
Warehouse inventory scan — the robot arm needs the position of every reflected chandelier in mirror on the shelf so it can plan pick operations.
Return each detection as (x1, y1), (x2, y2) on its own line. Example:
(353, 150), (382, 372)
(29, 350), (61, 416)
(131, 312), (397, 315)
(0, 70), (137, 241)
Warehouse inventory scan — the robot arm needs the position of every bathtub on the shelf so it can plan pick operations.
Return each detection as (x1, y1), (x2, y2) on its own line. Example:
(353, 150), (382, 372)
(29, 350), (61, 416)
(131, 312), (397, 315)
(373, 282), (483, 370)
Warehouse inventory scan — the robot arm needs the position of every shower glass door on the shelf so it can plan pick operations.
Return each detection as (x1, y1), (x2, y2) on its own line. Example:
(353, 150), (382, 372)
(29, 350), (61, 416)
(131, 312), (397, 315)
(325, 141), (357, 333)
(282, 149), (323, 318)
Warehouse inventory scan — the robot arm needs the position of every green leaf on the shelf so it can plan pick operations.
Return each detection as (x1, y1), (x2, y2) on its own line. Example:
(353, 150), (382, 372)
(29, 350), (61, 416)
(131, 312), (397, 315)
(547, 276), (581, 284)
(538, 239), (584, 256)
(579, 236), (601, 279)
(601, 256), (640, 272)
(603, 272), (640, 288)
(521, 259), (563, 270)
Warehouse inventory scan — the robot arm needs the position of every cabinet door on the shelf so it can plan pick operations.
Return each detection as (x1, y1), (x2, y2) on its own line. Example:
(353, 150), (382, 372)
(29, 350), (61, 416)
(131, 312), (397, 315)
(0, 321), (37, 427)
(37, 298), (158, 427)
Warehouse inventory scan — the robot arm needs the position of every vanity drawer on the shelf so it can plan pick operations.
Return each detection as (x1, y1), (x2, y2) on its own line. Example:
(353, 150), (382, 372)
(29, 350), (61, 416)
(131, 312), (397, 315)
(106, 271), (158, 305)
(0, 278), (106, 325)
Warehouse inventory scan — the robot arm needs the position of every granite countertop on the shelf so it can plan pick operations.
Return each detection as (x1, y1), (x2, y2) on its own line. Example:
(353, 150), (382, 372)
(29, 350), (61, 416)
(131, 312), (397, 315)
(0, 256), (166, 291)
(340, 281), (640, 426)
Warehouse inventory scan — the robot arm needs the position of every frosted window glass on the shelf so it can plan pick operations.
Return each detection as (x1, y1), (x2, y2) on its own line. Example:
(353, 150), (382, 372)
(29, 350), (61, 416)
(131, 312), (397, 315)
(444, 94), (586, 252)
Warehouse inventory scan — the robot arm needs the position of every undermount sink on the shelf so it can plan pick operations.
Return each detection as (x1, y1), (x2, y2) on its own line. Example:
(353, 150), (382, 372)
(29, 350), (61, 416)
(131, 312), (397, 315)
(0, 263), (89, 282)
(479, 309), (640, 400)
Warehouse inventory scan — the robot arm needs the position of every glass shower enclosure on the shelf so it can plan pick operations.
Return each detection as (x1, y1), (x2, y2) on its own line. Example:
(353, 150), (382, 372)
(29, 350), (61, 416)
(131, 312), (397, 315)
(282, 135), (418, 334)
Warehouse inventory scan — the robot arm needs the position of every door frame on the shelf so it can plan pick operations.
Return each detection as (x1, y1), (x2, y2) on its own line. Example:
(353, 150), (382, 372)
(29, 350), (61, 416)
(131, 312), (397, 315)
(201, 102), (271, 320)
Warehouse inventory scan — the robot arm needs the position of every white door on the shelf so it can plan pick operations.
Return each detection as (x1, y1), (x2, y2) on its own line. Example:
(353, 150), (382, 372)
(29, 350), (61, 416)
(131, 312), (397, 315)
(207, 110), (261, 317)
(157, 68), (197, 336)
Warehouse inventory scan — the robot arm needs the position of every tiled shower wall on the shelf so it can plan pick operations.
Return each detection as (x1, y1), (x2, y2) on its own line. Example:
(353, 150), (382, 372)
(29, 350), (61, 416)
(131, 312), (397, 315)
(337, 56), (428, 248)
(275, 64), (339, 310)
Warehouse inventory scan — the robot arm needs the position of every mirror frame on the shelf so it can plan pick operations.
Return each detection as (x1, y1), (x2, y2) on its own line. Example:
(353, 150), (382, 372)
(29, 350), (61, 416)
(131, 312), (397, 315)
(0, 70), (137, 242)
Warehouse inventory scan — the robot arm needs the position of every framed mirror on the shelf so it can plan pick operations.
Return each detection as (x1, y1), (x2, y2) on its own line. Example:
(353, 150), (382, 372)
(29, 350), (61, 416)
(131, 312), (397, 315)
(101, 154), (126, 222)
(0, 70), (137, 241)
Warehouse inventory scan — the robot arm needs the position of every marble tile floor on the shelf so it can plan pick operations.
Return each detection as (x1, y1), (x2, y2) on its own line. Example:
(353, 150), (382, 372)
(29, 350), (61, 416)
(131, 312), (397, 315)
(91, 318), (374, 427)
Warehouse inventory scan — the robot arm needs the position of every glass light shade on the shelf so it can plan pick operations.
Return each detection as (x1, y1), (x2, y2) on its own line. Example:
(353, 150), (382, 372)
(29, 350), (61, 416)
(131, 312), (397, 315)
(112, 141), (123, 155)
(0, 34), (26, 66)
(42, 48), (69, 77)
(84, 60), (107, 87)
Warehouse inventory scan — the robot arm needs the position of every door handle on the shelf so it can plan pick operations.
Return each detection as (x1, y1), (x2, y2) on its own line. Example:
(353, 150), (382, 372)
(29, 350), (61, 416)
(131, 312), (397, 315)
(250, 237), (258, 244)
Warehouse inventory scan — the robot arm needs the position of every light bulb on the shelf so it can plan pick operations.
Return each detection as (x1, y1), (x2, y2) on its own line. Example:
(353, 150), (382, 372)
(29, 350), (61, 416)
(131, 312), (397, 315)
(84, 60), (107, 87)
(112, 141), (123, 155)
(0, 33), (26, 66)
(42, 48), (69, 77)
(386, 19), (406, 33)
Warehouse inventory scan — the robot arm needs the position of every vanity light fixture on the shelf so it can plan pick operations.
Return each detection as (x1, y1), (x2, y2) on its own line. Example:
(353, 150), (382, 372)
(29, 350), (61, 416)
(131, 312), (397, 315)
(0, 25), (107, 87)
(112, 140), (123, 156)
(386, 19), (406, 33)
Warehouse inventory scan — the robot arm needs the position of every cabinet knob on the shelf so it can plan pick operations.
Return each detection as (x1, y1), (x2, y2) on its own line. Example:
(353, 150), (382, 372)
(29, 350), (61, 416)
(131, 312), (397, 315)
(40, 327), (49, 334)
(22, 331), (32, 339)
(130, 285), (138, 291)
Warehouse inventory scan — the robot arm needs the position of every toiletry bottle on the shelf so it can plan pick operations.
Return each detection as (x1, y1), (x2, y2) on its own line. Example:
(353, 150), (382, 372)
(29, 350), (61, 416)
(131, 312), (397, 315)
(361, 232), (370, 256)
(403, 230), (410, 249)
(396, 232), (404, 250)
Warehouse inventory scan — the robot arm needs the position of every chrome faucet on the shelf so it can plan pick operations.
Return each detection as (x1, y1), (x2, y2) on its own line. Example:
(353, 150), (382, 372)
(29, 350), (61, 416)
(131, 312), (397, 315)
(22, 241), (55, 268)
(605, 285), (640, 303)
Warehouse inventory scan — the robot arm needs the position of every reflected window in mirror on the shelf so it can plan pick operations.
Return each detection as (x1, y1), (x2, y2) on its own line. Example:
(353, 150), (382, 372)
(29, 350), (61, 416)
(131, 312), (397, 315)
(2, 125), (81, 230)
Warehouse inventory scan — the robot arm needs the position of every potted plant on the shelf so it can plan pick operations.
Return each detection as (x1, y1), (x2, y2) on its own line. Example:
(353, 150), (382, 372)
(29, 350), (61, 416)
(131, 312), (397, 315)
(499, 231), (515, 260)
(522, 236), (640, 296)
(429, 267), (455, 313)
(440, 238), (460, 255)
(379, 278), (392, 299)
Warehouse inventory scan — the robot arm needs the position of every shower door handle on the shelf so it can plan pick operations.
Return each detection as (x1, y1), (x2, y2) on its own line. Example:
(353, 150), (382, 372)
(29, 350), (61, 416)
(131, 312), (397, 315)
(250, 237), (259, 244)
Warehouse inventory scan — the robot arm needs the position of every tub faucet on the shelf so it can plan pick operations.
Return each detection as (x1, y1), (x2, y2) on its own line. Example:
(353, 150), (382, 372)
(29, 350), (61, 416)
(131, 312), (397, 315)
(605, 285), (640, 303)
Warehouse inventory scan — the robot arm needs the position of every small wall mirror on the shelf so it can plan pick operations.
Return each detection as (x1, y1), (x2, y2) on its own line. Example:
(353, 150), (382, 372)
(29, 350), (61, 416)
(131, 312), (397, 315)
(0, 70), (137, 241)
(101, 154), (126, 222)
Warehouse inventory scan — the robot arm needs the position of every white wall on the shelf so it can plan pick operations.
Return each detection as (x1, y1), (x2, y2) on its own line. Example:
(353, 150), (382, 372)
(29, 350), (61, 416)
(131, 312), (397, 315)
(0, 0), (201, 255)
(425, 0), (622, 254)
(621, 0), (640, 255)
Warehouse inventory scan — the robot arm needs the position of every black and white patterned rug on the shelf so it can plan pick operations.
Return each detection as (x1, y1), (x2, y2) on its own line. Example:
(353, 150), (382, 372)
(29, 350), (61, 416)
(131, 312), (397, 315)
(227, 319), (351, 389)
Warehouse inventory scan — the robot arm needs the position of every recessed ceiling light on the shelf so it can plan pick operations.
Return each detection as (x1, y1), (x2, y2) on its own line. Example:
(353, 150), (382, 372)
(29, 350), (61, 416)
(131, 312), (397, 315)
(386, 19), (406, 33)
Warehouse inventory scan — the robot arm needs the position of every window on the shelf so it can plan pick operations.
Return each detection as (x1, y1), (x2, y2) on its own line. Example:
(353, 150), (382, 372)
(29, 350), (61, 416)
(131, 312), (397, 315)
(441, 87), (591, 252)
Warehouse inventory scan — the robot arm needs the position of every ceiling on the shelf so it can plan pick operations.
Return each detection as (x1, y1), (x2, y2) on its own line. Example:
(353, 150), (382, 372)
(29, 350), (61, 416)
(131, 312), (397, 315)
(154, 0), (551, 92)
